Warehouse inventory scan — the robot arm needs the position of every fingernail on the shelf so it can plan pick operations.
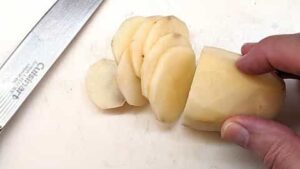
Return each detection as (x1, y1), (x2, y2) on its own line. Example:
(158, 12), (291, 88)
(236, 54), (248, 71)
(243, 42), (256, 46)
(237, 53), (248, 62)
(242, 42), (257, 52)
(221, 122), (250, 147)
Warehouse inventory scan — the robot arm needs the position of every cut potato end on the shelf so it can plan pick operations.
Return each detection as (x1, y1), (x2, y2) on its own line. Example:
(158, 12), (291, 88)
(112, 16), (145, 63)
(183, 47), (285, 131)
(149, 47), (196, 123)
(117, 49), (147, 106)
(130, 16), (162, 77)
(141, 33), (191, 97)
(86, 59), (125, 109)
(143, 16), (189, 55)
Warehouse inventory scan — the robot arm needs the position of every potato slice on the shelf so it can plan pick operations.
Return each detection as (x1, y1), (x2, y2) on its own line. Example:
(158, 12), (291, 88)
(86, 59), (125, 109)
(117, 49), (147, 106)
(112, 16), (145, 63)
(141, 33), (191, 97)
(143, 16), (189, 55)
(183, 47), (285, 131)
(130, 16), (162, 77)
(149, 46), (196, 123)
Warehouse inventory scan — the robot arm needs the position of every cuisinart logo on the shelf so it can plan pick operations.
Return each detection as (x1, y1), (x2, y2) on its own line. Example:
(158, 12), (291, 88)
(10, 61), (44, 99)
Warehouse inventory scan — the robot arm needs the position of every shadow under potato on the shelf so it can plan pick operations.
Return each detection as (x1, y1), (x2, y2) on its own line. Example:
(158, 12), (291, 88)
(101, 102), (150, 115)
(182, 125), (223, 144)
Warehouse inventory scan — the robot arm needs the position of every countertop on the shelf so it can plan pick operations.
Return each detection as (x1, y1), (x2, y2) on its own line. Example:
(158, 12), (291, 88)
(0, 0), (300, 169)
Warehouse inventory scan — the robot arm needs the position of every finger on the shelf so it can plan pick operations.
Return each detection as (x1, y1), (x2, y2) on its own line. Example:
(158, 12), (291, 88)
(241, 43), (257, 55)
(221, 116), (300, 169)
(236, 33), (300, 75)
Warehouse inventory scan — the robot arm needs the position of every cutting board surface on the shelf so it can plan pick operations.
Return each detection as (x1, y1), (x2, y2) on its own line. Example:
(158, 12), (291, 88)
(0, 0), (300, 169)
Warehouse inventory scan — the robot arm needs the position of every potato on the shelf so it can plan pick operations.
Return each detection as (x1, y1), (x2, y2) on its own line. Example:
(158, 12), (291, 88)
(141, 33), (191, 97)
(86, 59), (125, 109)
(183, 47), (285, 131)
(117, 49), (147, 106)
(130, 16), (161, 77)
(149, 46), (196, 123)
(143, 16), (189, 55)
(112, 16), (145, 63)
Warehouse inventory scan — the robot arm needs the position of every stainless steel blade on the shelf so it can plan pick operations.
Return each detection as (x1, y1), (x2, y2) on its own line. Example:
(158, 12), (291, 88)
(0, 0), (104, 131)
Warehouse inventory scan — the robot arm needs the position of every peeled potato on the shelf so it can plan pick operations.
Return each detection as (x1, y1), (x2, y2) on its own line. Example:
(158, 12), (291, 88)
(149, 47), (196, 123)
(117, 49), (147, 106)
(112, 16), (145, 63)
(141, 33), (191, 97)
(130, 16), (161, 77)
(183, 47), (285, 131)
(143, 16), (189, 55)
(86, 59), (125, 109)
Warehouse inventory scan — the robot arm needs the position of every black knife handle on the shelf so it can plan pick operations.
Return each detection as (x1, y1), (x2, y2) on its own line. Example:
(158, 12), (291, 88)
(275, 70), (300, 80)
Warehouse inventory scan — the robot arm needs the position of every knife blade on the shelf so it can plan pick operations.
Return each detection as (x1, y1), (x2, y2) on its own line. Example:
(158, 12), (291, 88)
(0, 0), (104, 132)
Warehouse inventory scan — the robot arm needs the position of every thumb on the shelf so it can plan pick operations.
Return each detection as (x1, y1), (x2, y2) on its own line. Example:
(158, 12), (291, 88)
(221, 116), (300, 169)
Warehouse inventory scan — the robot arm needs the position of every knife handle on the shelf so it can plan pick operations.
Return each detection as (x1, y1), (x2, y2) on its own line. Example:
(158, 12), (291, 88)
(275, 70), (300, 80)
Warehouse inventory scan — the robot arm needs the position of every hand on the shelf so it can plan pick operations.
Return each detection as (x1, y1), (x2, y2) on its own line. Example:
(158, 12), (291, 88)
(221, 33), (300, 169)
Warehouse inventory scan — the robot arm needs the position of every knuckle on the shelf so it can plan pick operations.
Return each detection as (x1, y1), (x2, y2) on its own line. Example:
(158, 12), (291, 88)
(256, 36), (280, 63)
(263, 136), (296, 169)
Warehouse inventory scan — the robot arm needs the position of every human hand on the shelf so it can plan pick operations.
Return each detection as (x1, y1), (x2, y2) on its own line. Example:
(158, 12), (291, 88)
(221, 34), (300, 169)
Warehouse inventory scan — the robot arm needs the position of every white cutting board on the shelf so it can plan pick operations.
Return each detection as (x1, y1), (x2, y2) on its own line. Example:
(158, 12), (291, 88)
(0, 0), (300, 169)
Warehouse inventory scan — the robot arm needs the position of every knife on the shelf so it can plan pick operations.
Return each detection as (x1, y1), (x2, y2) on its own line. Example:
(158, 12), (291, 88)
(0, 0), (104, 132)
(276, 70), (300, 80)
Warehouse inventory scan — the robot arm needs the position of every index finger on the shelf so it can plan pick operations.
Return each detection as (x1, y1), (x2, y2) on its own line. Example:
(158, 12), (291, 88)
(236, 33), (300, 75)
